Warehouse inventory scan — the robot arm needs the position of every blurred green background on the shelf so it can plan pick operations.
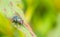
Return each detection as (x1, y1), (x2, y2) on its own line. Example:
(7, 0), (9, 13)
(22, 0), (60, 37)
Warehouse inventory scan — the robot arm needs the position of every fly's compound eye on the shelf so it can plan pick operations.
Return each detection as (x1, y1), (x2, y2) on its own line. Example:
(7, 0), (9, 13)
(12, 16), (23, 25)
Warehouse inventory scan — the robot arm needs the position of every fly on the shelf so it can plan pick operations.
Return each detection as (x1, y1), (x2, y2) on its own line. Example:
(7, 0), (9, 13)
(12, 15), (23, 25)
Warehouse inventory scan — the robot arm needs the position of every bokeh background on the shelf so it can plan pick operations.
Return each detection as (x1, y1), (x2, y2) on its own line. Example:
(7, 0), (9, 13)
(0, 0), (60, 37)
(23, 0), (60, 37)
